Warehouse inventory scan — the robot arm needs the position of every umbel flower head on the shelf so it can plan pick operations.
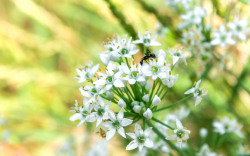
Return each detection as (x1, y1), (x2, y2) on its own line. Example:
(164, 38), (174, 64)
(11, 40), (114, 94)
(166, 119), (191, 148)
(126, 123), (154, 151)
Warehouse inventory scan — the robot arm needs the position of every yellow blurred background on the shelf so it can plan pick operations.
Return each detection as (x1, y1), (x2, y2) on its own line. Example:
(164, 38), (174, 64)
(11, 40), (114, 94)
(0, 0), (250, 155)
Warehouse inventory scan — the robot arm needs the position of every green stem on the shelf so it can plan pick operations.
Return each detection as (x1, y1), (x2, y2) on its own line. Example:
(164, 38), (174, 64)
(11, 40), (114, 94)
(143, 118), (146, 130)
(100, 95), (117, 104)
(211, 132), (218, 150)
(149, 79), (157, 104)
(158, 84), (165, 97)
(160, 87), (169, 100)
(152, 117), (174, 130)
(214, 133), (227, 151)
(146, 120), (187, 156)
(132, 117), (141, 124)
(155, 94), (193, 112)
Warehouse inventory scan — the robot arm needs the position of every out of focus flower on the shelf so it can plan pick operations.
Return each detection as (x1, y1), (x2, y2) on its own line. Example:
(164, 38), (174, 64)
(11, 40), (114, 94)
(199, 128), (208, 138)
(73, 62), (99, 83)
(166, 119), (191, 148)
(69, 104), (96, 127)
(185, 80), (208, 106)
(166, 0), (193, 10)
(126, 123), (154, 151)
(179, 6), (206, 26)
(228, 17), (249, 41)
(86, 140), (108, 156)
(210, 24), (236, 48)
(220, 54), (232, 69)
(133, 31), (161, 47)
(153, 22), (169, 39)
(237, 143), (250, 155)
(167, 47), (187, 65)
(196, 144), (221, 156)
(213, 117), (244, 138)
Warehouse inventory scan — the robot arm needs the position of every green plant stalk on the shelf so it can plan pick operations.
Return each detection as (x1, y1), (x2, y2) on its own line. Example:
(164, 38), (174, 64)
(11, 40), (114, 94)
(100, 95), (118, 104)
(158, 84), (165, 97)
(149, 79), (157, 105)
(155, 94), (193, 112)
(160, 87), (169, 100)
(211, 132), (218, 149)
(152, 117), (175, 130)
(112, 87), (130, 104)
(146, 120), (187, 156)
(132, 117), (141, 124)
(125, 86), (135, 100)
(214, 133), (227, 151)
(143, 117), (146, 130)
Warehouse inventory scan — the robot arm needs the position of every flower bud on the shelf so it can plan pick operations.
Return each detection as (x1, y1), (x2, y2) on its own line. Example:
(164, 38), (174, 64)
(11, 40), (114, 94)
(199, 128), (208, 138)
(145, 80), (152, 90)
(152, 95), (161, 106)
(139, 102), (145, 107)
(142, 94), (149, 102)
(133, 105), (141, 113)
(131, 101), (139, 106)
(143, 108), (153, 119)
(118, 99), (126, 108)
(139, 81), (146, 87)
(106, 91), (114, 99)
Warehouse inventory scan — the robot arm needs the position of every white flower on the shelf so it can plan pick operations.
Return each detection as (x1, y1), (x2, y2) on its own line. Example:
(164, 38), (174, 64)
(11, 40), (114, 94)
(102, 109), (133, 140)
(166, 119), (191, 148)
(69, 105), (95, 127)
(237, 143), (250, 155)
(143, 108), (153, 119)
(199, 128), (208, 138)
(161, 70), (178, 87)
(118, 99), (126, 108)
(92, 96), (114, 127)
(69, 100), (81, 113)
(181, 26), (204, 46)
(116, 35), (140, 58)
(133, 31), (161, 47)
(126, 123), (154, 151)
(152, 95), (161, 106)
(99, 35), (121, 65)
(213, 117), (244, 138)
(73, 62), (100, 83)
(86, 140), (108, 156)
(147, 50), (169, 80)
(184, 80), (208, 106)
(121, 59), (151, 84)
(153, 22), (169, 39)
(210, 24), (236, 48)
(167, 47), (187, 65)
(142, 94), (149, 102)
(228, 17), (249, 41)
(179, 6), (206, 26)
(196, 144), (218, 156)
(166, 0), (193, 10)
(79, 85), (106, 100)
(94, 61), (124, 90)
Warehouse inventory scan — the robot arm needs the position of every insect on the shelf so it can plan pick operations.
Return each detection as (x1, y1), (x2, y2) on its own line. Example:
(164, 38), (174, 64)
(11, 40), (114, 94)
(140, 49), (156, 65)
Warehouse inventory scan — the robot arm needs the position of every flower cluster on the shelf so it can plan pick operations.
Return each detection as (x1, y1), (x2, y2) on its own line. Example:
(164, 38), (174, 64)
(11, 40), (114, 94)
(70, 31), (208, 153)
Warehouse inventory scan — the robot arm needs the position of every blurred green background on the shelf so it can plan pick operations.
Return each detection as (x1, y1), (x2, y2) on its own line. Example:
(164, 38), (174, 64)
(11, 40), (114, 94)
(0, 0), (250, 155)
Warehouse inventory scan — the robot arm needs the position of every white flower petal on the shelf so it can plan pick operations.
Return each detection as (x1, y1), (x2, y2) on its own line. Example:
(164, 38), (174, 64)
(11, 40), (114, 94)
(144, 138), (154, 148)
(106, 127), (116, 141)
(126, 133), (137, 140)
(121, 118), (133, 127)
(176, 119), (183, 129)
(118, 127), (126, 138)
(126, 140), (139, 150)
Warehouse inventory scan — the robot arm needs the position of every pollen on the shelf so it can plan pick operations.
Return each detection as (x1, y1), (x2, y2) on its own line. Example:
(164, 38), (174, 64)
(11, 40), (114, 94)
(169, 71), (172, 75)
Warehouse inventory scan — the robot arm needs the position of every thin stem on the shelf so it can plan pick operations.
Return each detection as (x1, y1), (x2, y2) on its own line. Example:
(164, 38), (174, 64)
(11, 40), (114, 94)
(100, 95), (118, 104)
(154, 94), (193, 112)
(160, 87), (169, 100)
(143, 118), (146, 130)
(146, 120), (187, 156)
(132, 117), (141, 124)
(152, 117), (175, 130)
(126, 86), (135, 100)
(125, 58), (130, 67)
(149, 79), (157, 104)
(158, 84), (165, 97)
(214, 133), (227, 151)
